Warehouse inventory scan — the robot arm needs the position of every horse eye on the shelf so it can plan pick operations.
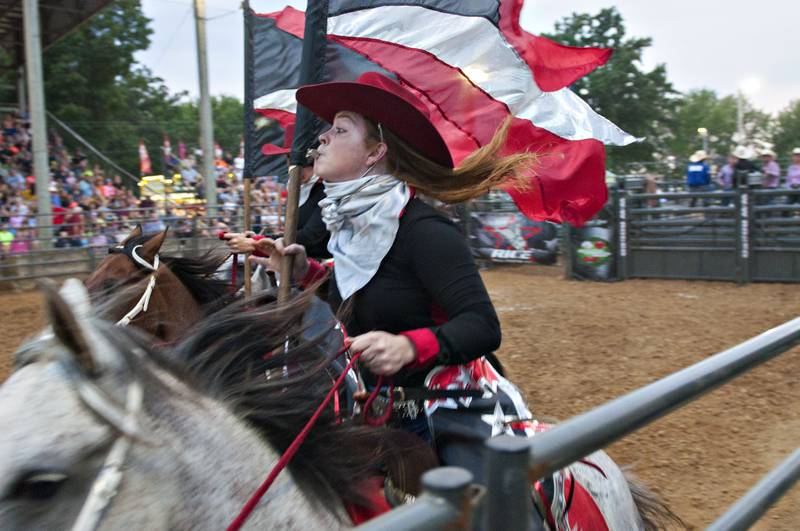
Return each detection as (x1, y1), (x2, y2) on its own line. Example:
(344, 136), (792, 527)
(9, 471), (68, 501)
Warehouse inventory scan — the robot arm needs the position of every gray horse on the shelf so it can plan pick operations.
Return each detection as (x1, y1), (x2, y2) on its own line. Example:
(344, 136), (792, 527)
(0, 279), (364, 530)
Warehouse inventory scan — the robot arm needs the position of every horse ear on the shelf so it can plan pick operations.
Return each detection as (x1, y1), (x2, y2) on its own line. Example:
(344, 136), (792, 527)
(40, 279), (98, 376)
(121, 225), (143, 246)
(139, 227), (168, 263)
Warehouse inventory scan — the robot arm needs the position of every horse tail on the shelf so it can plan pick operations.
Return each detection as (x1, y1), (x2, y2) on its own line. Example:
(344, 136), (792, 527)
(624, 471), (687, 530)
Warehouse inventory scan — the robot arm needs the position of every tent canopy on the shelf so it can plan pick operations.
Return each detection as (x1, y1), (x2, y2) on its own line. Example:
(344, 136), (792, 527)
(0, 0), (114, 72)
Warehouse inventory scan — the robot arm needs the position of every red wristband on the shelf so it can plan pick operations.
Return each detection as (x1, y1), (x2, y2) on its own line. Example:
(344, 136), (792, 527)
(400, 328), (440, 368)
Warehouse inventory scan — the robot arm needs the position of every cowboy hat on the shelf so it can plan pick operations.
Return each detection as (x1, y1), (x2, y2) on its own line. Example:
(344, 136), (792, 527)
(759, 148), (777, 158)
(732, 145), (755, 159)
(261, 122), (295, 157)
(296, 72), (453, 168)
(689, 150), (708, 163)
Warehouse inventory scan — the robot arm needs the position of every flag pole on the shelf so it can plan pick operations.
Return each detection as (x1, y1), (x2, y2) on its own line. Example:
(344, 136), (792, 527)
(278, 0), (328, 302)
(242, 0), (255, 297)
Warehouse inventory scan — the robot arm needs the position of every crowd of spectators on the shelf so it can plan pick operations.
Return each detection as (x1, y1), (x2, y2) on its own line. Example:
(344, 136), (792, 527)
(0, 111), (150, 255)
(0, 110), (287, 258)
(686, 146), (800, 194)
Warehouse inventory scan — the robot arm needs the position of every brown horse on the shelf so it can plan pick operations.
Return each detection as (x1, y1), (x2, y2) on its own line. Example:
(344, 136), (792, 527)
(84, 226), (232, 344)
(84, 227), (440, 501)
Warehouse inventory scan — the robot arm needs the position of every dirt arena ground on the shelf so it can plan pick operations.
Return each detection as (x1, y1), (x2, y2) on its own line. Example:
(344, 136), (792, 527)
(1, 266), (798, 529)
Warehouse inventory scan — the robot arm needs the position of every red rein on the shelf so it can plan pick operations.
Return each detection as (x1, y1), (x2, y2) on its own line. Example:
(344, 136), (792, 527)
(215, 231), (396, 529)
(226, 349), (394, 531)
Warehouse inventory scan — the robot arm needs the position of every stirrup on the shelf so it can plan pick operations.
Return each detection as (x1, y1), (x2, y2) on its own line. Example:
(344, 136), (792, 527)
(383, 476), (417, 507)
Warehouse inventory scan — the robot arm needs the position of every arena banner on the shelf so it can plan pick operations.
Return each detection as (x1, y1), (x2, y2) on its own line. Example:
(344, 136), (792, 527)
(469, 211), (558, 265)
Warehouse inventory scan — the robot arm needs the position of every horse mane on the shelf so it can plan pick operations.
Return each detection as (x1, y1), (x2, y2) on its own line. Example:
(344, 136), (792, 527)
(125, 234), (232, 311)
(158, 288), (393, 512)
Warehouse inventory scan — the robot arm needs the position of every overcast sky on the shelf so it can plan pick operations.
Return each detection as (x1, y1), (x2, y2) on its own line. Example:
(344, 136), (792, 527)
(136, 0), (800, 114)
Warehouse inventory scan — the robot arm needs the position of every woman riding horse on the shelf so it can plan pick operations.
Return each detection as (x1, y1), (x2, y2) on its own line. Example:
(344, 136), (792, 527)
(223, 75), (682, 530)
(224, 72), (537, 483)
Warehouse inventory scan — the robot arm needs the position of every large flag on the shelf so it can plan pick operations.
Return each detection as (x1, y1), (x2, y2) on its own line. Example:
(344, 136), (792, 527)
(247, 2), (636, 225)
(138, 139), (151, 176)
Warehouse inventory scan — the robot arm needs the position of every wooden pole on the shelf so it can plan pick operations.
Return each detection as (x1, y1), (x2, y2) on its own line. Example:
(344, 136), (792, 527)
(243, 178), (252, 297)
(278, 165), (302, 301)
(242, 1), (254, 298)
(277, 0), (329, 302)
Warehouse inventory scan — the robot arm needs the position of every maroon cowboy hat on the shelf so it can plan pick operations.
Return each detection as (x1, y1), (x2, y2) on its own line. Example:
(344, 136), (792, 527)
(260, 122), (295, 157)
(295, 72), (453, 168)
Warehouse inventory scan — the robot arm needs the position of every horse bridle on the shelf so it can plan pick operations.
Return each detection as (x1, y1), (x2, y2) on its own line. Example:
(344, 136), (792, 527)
(108, 244), (161, 326)
(69, 368), (145, 531)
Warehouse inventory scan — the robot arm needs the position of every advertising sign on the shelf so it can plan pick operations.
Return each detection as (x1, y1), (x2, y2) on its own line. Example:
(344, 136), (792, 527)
(469, 212), (558, 265)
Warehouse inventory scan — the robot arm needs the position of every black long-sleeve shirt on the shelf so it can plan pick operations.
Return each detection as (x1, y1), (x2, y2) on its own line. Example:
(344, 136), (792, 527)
(296, 181), (331, 260)
(326, 198), (501, 387)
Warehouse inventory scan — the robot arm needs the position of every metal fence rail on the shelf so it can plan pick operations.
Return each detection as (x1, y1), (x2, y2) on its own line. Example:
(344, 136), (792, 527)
(523, 316), (800, 480)
(707, 448), (800, 531)
(604, 187), (800, 283)
(355, 317), (800, 530)
(0, 235), (227, 285)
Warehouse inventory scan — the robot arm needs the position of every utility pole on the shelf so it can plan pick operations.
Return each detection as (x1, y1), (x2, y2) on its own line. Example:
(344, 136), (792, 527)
(736, 90), (745, 144)
(17, 66), (26, 114)
(697, 127), (709, 153)
(23, 0), (52, 246)
(193, 0), (216, 219)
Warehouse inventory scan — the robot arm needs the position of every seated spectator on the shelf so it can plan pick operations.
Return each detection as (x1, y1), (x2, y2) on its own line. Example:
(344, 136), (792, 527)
(4, 165), (25, 191)
(9, 228), (32, 254)
(88, 224), (108, 247)
(142, 210), (165, 234)
(65, 203), (84, 239)
(0, 222), (13, 255)
(54, 228), (72, 248)
(139, 195), (155, 210)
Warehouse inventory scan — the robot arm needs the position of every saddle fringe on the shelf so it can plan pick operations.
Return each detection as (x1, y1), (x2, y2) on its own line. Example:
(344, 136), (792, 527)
(623, 469), (687, 531)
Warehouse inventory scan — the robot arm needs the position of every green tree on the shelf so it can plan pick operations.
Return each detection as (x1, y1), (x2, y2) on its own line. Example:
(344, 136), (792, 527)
(772, 100), (800, 157)
(543, 7), (678, 170)
(667, 89), (749, 159)
(43, 0), (183, 177)
(168, 96), (244, 159)
(4, 1), (244, 181)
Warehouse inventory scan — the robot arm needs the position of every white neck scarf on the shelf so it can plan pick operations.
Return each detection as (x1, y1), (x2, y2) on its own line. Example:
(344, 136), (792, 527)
(298, 174), (320, 207)
(320, 173), (410, 299)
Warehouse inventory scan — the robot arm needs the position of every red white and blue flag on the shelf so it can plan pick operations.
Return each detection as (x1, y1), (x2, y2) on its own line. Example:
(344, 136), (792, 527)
(247, 1), (636, 225)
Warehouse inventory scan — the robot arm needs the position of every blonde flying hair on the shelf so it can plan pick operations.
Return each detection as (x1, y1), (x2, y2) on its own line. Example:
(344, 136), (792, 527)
(364, 117), (536, 203)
